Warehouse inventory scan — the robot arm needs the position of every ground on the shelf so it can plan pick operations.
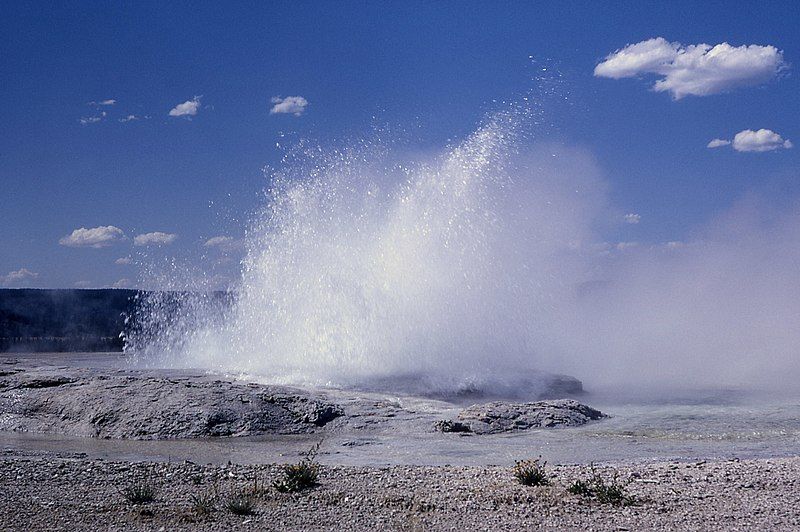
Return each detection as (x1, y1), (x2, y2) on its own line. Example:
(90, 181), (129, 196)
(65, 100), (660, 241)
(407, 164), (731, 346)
(1, 454), (799, 531)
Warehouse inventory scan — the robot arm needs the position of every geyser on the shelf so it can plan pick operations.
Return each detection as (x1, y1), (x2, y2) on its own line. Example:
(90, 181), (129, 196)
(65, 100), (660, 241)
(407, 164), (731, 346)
(128, 103), (800, 397)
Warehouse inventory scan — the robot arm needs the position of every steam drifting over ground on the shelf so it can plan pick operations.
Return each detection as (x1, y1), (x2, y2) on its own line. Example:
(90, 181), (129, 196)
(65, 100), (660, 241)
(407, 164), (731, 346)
(127, 103), (800, 398)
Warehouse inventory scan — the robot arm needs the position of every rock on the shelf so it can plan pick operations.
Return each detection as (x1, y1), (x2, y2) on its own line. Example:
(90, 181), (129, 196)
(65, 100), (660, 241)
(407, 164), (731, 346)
(436, 399), (605, 434)
(0, 367), (343, 440)
(433, 420), (472, 433)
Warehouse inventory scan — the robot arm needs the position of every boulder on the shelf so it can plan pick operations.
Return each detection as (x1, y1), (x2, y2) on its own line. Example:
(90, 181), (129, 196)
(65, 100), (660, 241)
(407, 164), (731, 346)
(436, 399), (605, 434)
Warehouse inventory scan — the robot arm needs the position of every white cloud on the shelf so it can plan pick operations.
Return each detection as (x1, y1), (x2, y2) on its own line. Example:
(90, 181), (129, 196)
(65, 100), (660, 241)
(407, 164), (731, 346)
(624, 213), (641, 224)
(59, 226), (125, 248)
(732, 129), (793, 152)
(203, 236), (242, 252)
(112, 278), (132, 289)
(115, 257), (132, 265)
(270, 96), (308, 116)
(616, 241), (639, 251)
(118, 115), (139, 123)
(79, 111), (107, 125)
(707, 138), (732, 148)
(134, 231), (178, 246)
(88, 99), (116, 106)
(595, 37), (786, 99)
(1, 268), (39, 286)
(169, 96), (202, 117)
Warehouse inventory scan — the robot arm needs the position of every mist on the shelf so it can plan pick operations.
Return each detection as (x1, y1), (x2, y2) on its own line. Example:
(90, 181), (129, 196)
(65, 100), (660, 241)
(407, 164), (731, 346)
(127, 108), (800, 398)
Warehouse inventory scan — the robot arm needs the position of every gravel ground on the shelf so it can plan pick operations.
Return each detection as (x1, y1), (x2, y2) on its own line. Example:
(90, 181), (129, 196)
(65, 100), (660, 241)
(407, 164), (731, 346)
(1, 454), (798, 530)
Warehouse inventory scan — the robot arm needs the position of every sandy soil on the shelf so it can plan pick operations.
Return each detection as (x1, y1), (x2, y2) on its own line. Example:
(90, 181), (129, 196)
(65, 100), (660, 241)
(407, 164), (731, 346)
(1, 453), (798, 531)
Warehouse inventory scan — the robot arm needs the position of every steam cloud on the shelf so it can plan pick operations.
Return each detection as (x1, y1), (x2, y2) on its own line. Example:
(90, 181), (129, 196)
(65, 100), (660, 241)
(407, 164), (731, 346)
(128, 107), (800, 397)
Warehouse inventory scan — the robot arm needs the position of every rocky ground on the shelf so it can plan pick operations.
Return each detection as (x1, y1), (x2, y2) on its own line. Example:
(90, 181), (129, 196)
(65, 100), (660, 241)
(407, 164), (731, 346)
(1, 453), (798, 530)
(2, 354), (798, 529)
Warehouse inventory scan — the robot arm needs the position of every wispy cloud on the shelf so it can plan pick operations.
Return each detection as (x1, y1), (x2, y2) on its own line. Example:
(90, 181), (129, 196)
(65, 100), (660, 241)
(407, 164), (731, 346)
(1, 268), (39, 286)
(79, 111), (107, 125)
(112, 278), (132, 289)
(59, 226), (125, 248)
(134, 231), (178, 246)
(595, 37), (787, 99)
(88, 99), (116, 106)
(707, 138), (732, 149)
(118, 114), (139, 123)
(270, 96), (308, 116)
(624, 213), (641, 224)
(115, 257), (132, 265)
(203, 235), (242, 252)
(169, 96), (202, 117)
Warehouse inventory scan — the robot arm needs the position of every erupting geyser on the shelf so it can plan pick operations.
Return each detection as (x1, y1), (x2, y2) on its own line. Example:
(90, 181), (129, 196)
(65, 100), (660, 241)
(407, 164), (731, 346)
(127, 101), (800, 397)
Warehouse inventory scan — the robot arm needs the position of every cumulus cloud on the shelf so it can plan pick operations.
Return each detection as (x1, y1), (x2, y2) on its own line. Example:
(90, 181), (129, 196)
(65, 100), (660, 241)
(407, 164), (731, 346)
(118, 115), (139, 123)
(115, 257), (132, 265)
(134, 232), (178, 246)
(624, 213), (641, 224)
(707, 129), (793, 152)
(595, 37), (787, 99)
(707, 138), (731, 148)
(169, 96), (202, 117)
(270, 96), (308, 116)
(1, 268), (39, 286)
(732, 129), (793, 152)
(59, 226), (125, 248)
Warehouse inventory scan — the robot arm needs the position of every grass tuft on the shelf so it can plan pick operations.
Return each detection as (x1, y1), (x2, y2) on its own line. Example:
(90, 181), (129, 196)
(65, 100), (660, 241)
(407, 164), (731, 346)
(224, 492), (256, 515)
(273, 441), (322, 493)
(513, 457), (550, 486)
(190, 489), (217, 516)
(568, 464), (636, 506)
(121, 481), (157, 505)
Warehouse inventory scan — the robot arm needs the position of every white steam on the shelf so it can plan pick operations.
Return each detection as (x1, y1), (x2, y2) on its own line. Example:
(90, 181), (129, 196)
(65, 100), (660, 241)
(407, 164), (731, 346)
(128, 107), (800, 396)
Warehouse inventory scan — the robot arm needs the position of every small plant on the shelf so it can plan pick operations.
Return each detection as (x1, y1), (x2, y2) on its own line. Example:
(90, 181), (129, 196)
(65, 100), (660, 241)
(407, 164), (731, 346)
(121, 481), (157, 504)
(273, 441), (322, 493)
(568, 464), (635, 506)
(566, 479), (593, 497)
(190, 489), (217, 516)
(248, 472), (270, 498)
(513, 457), (550, 486)
(224, 492), (255, 515)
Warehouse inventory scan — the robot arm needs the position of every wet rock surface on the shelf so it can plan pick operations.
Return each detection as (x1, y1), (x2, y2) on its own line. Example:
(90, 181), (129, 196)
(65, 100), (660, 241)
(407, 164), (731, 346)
(0, 362), (343, 439)
(0, 355), (604, 443)
(438, 399), (606, 434)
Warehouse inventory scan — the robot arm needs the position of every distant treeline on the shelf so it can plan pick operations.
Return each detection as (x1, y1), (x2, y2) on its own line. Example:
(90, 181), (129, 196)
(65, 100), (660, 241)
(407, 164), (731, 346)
(0, 289), (229, 353)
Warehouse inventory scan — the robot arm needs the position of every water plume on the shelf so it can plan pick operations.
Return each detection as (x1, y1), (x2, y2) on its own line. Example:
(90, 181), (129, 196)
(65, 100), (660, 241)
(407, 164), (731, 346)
(127, 100), (800, 398)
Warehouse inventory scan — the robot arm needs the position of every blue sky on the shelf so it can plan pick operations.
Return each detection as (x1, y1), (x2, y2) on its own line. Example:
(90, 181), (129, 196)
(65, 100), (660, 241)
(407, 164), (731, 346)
(2, 1), (798, 288)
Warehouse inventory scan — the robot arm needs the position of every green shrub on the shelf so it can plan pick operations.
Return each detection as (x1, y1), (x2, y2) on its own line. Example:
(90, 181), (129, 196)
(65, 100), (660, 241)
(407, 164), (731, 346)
(513, 458), (550, 486)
